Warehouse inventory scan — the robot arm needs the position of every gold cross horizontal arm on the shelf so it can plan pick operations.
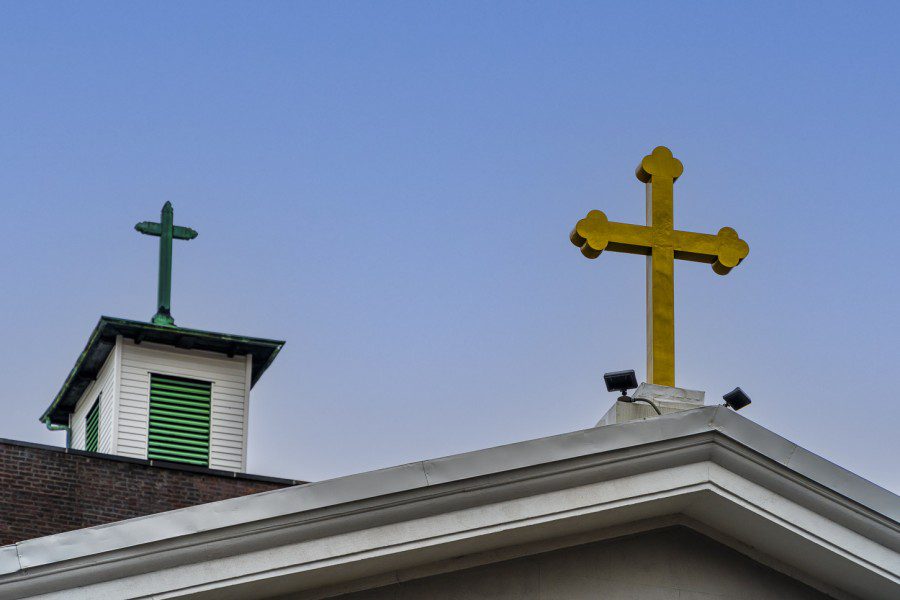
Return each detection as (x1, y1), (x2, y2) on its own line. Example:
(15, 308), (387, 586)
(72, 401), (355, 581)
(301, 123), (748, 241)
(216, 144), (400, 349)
(570, 210), (749, 275)
(673, 228), (749, 275)
(570, 210), (651, 258)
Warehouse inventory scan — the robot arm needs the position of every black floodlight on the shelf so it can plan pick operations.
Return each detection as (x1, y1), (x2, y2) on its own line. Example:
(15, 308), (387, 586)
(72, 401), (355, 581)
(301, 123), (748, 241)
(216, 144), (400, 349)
(723, 387), (751, 411)
(604, 370), (638, 396)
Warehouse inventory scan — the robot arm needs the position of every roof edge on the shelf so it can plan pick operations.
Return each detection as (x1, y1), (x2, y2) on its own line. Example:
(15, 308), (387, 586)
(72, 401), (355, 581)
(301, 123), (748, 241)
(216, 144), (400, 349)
(8, 407), (898, 576)
(40, 316), (285, 425)
(39, 317), (106, 425)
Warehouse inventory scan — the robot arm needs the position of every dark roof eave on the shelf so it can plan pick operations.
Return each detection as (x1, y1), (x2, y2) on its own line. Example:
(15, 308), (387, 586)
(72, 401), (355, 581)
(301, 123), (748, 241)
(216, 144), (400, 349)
(41, 317), (284, 426)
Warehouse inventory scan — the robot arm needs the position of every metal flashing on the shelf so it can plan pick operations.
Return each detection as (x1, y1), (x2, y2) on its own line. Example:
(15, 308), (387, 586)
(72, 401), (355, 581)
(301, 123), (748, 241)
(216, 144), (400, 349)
(40, 316), (285, 426)
(707, 408), (897, 520)
(0, 545), (18, 578)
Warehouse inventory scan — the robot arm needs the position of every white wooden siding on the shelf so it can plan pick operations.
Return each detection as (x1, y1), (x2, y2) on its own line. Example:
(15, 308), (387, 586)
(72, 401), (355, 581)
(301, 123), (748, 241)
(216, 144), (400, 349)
(68, 349), (117, 454)
(116, 339), (250, 471)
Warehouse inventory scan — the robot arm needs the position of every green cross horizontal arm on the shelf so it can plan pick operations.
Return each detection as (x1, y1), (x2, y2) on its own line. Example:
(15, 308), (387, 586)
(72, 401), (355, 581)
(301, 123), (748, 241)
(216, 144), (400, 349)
(134, 202), (198, 327)
(135, 222), (198, 241)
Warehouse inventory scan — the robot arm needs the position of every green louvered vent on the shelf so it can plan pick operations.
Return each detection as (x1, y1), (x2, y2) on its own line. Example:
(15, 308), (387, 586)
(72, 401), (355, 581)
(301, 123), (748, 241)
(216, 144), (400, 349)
(149, 374), (211, 466)
(85, 399), (100, 453)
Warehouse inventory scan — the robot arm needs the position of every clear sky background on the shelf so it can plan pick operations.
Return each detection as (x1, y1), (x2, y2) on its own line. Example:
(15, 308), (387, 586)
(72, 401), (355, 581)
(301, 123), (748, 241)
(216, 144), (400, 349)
(1, 2), (898, 491)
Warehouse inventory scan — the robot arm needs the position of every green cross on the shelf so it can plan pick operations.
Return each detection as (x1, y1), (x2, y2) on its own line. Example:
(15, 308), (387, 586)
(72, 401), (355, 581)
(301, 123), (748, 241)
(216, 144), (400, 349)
(135, 202), (198, 327)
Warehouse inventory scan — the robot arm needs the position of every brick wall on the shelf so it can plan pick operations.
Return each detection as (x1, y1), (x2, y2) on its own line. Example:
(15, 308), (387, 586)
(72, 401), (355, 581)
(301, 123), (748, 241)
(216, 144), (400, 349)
(0, 439), (302, 545)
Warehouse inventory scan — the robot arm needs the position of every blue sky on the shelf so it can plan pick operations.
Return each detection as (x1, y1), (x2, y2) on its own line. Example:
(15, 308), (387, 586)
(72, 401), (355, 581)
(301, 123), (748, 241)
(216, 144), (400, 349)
(1, 2), (898, 490)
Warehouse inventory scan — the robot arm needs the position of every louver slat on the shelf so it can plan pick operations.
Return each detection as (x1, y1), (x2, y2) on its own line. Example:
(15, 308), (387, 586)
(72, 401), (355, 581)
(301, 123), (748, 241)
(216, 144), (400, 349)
(85, 400), (100, 453)
(149, 374), (211, 466)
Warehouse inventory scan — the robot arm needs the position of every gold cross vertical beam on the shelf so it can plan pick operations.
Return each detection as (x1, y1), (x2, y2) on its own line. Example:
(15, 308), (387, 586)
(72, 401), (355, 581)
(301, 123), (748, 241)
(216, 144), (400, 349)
(570, 147), (749, 387)
(640, 149), (679, 385)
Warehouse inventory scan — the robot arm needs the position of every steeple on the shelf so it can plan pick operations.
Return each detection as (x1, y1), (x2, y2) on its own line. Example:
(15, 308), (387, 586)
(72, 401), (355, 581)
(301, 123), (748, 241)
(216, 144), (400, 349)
(40, 205), (284, 472)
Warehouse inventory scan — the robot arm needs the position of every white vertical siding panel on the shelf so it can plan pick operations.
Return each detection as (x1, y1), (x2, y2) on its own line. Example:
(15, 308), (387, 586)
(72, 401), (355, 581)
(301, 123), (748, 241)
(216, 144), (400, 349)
(240, 355), (252, 472)
(68, 348), (116, 453)
(117, 359), (149, 459)
(209, 354), (249, 471)
(69, 384), (91, 450)
(95, 348), (117, 454)
(116, 339), (249, 469)
(110, 336), (122, 453)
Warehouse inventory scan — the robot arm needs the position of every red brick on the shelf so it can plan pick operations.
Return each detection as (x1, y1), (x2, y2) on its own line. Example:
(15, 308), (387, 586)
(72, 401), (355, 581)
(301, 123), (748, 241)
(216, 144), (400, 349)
(0, 440), (298, 545)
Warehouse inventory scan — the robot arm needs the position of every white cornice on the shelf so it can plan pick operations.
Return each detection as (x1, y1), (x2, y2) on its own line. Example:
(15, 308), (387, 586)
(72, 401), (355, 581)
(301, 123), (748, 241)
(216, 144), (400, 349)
(1, 408), (897, 599)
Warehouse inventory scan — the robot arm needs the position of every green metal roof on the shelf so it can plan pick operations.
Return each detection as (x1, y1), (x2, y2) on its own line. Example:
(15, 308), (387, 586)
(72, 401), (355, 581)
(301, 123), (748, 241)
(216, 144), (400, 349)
(41, 317), (285, 427)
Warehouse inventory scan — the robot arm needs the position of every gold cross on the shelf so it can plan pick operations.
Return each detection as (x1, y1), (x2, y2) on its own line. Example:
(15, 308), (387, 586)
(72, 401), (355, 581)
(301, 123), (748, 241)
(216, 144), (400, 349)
(570, 146), (749, 387)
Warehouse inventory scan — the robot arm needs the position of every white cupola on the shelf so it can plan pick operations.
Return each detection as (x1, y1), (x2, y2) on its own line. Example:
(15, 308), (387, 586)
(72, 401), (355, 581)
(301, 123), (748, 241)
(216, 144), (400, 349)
(39, 203), (284, 472)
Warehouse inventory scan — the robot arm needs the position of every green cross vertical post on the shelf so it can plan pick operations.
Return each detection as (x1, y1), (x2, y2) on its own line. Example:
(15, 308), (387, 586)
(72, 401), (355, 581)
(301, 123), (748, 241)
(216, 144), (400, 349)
(135, 202), (198, 327)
